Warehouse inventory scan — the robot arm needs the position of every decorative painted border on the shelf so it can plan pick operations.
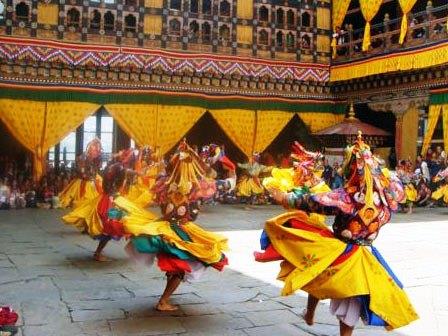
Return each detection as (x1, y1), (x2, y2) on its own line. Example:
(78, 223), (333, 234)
(0, 83), (346, 113)
(0, 37), (330, 83)
(431, 87), (448, 105)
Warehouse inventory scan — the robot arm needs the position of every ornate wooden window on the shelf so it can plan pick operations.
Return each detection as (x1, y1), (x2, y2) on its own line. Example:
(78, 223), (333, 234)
(301, 11), (310, 27)
(15, 1), (29, 23)
(301, 34), (311, 48)
(276, 30), (284, 47)
(169, 18), (181, 35)
(276, 8), (284, 27)
(202, 0), (212, 14)
(286, 32), (295, 50)
(190, 0), (198, 13)
(219, 0), (230, 17)
(125, 0), (137, 6)
(287, 9), (295, 29)
(259, 29), (269, 45)
(170, 0), (181, 10)
(202, 21), (211, 42)
(104, 11), (115, 31)
(124, 14), (136, 32)
(219, 24), (230, 41)
(90, 10), (101, 29)
(259, 6), (268, 22)
(189, 20), (199, 40)
(67, 8), (81, 28)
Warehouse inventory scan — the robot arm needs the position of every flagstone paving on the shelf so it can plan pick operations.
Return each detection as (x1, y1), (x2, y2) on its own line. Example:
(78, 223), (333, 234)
(0, 205), (446, 336)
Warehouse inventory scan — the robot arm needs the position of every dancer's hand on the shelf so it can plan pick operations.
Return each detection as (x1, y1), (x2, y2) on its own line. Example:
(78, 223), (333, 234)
(269, 187), (286, 204)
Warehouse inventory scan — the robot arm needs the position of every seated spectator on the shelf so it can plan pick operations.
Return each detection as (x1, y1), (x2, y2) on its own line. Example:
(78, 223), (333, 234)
(9, 179), (26, 209)
(0, 178), (11, 210)
(331, 168), (344, 189)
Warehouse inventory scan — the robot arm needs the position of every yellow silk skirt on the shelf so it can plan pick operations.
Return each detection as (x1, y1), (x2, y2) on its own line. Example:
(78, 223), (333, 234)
(114, 197), (228, 264)
(403, 184), (417, 203)
(58, 178), (100, 209)
(432, 184), (448, 203)
(126, 183), (154, 208)
(62, 194), (156, 238)
(265, 211), (418, 330)
(236, 176), (264, 197)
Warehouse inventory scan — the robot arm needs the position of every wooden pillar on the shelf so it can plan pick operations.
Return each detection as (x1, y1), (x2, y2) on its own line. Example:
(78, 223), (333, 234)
(391, 102), (424, 163)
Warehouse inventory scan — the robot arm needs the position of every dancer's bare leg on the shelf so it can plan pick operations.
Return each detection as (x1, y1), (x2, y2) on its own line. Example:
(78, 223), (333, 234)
(339, 321), (354, 336)
(156, 273), (183, 311)
(303, 294), (319, 326)
(94, 238), (110, 261)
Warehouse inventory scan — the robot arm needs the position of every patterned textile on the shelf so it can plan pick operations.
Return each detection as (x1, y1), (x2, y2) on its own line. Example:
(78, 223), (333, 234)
(0, 37), (330, 83)
(106, 104), (204, 154)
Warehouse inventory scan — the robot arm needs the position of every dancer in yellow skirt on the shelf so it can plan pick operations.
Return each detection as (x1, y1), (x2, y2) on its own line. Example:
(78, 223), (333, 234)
(236, 152), (272, 204)
(123, 140), (228, 311)
(63, 149), (154, 261)
(396, 160), (417, 214)
(58, 138), (102, 208)
(126, 146), (165, 208)
(431, 166), (448, 204)
(255, 133), (418, 336)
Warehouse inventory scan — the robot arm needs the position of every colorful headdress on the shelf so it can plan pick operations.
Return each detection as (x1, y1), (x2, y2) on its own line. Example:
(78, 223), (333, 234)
(154, 140), (209, 222)
(263, 142), (324, 192)
(342, 131), (404, 226)
(85, 138), (102, 162)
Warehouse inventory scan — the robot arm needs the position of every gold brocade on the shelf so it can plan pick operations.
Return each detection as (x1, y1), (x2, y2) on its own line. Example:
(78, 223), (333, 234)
(144, 15), (162, 35)
(297, 112), (344, 133)
(105, 104), (157, 147)
(236, 0), (253, 19)
(254, 111), (294, 153)
(156, 105), (204, 154)
(37, 3), (59, 25)
(106, 104), (204, 155)
(0, 99), (98, 181)
(237, 25), (253, 44)
(331, 0), (351, 58)
(359, 0), (383, 52)
(44, 102), (100, 152)
(210, 109), (256, 157)
(398, 0), (418, 44)
(266, 211), (418, 330)
(421, 105), (442, 156)
(330, 42), (448, 81)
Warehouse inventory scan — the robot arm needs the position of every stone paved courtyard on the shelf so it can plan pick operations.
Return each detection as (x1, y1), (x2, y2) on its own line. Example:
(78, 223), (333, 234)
(0, 205), (447, 336)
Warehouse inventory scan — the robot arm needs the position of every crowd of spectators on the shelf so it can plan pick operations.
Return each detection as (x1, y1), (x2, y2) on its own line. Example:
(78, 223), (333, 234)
(2, 145), (447, 210)
(0, 155), (76, 210)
